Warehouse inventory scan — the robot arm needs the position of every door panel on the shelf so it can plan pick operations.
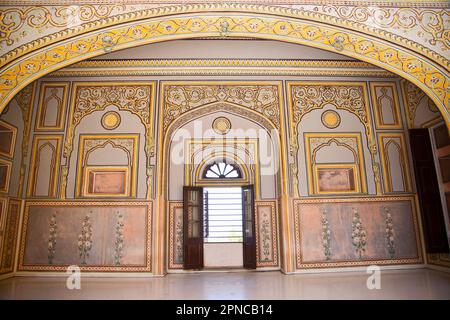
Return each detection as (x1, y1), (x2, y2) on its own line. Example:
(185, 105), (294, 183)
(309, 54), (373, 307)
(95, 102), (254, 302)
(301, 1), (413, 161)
(242, 185), (256, 269)
(183, 186), (204, 269)
(409, 129), (449, 253)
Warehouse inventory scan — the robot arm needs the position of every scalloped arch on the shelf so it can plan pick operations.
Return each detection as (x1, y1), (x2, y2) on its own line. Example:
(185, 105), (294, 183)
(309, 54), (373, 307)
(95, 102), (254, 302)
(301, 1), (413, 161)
(0, 4), (448, 128)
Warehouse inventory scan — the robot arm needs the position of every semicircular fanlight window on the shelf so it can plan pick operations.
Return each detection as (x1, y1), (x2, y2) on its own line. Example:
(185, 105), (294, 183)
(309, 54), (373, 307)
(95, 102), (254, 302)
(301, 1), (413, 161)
(203, 161), (242, 179)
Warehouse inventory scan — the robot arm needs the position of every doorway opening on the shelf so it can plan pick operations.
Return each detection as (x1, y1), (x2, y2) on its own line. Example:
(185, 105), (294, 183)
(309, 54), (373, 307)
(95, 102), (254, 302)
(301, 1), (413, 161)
(183, 185), (256, 270)
(203, 187), (243, 268)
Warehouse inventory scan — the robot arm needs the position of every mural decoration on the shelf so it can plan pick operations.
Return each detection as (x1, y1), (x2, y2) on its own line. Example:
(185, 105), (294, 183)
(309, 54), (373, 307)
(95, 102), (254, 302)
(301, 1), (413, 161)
(304, 133), (367, 195)
(35, 82), (69, 131)
(294, 196), (422, 269)
(351, 208), (367, 259)
(0, 200), (20, 274)
(101, 111), (121, 130)
(0, 159), (12, 194)
(401, 79), (442, 128)
(0, 120), (17, 159)
(168, 200), (279, 269)
(52, 59), (395, 78)
(0, 5), (127, 48)
(321, 209), (332, 260)
(61, 83), (154, 199)
(378, 133), (412, 193)
(369, 82), (402, 130)
(0, 3), (448, 67)
(321, 5), (450, 53)
(78, 213), (93, 265)
(19, 201), (152, 272)
(10, 82), (36, 197)
(162, 82), (281, 131)
(27, 135), (63, 198)
(255, 201), (278, 267)
(114, 211), (125, 266)
(66, 83), (154, 157)
(168, 202), (183, 269)
(384, 207), (396, 259)
(75, 135), (138, 198)
(289, 83), (381, 196)
(212, 117), (231, 135)
(1, 8), (447, 129)
(47, 211), (57, 264)
(321, 110), (341, 129)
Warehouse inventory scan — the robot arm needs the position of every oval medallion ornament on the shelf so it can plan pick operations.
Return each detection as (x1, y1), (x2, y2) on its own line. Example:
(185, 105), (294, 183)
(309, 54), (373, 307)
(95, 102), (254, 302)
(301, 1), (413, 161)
(321, 110), (341, 129)
(101, 111), (121, 130)
(212, 117), (231, 135)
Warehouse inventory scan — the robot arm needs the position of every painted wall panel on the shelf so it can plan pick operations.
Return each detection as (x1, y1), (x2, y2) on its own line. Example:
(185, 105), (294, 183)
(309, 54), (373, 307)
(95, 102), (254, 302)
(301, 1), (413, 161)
(294, 197), (422, 269)
(18, 202), (152, 272)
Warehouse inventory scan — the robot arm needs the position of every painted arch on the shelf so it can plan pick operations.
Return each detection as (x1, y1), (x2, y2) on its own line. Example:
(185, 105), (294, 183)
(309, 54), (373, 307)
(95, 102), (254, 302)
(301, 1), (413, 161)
(0, 4), (449, 128)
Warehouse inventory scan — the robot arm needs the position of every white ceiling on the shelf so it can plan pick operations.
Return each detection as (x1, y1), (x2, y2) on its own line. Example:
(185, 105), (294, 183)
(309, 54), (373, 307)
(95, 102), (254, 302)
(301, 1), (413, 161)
(92, 39), (355, 61)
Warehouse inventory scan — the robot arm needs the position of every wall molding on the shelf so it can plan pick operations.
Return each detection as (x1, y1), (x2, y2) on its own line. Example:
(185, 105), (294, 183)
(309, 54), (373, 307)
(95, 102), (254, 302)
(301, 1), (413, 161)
(50, 59), (396, 78)
(0, 6), (448, 131)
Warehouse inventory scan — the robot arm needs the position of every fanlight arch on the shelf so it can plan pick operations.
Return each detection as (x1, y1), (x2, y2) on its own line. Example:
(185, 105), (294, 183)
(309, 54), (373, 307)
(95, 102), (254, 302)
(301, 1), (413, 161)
(0, 5), (448, 129)
(162, 102), (282, 197)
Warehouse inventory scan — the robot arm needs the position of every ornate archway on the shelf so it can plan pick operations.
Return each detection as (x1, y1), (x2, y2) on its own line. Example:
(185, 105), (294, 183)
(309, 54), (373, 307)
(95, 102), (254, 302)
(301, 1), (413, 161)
(159, 101), (287, 274)
(0, 4), (449, 128)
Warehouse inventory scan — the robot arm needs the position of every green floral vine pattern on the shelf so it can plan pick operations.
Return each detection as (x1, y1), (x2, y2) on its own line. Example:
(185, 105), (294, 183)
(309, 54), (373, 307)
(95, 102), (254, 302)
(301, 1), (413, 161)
(351, 208), (367, 259)
(78, 212), (93, 265)
(261, 213), (271, 261)
(384, 207), (395, 259)
(321, 209), (332, 260)
(114, 211), (125, 265)
(175, 220), (183, 264)
(47, 211), (57, 264)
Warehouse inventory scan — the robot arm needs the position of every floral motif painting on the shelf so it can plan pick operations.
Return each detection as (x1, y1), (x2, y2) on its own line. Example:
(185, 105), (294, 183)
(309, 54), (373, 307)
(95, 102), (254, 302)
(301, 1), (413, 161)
(294, 197), (421, 269)
(19, 202), (151, 272)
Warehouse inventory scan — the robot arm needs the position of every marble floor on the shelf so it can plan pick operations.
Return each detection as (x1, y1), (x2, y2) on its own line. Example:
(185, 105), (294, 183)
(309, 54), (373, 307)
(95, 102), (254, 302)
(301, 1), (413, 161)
(0, 268), (449, 300)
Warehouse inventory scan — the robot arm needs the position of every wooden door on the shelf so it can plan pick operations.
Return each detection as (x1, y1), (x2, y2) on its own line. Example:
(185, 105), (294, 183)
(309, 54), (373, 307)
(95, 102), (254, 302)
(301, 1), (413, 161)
(242, 185), (256, 269)
(183, 186), (204, 269)
(409, 129), (449, 253)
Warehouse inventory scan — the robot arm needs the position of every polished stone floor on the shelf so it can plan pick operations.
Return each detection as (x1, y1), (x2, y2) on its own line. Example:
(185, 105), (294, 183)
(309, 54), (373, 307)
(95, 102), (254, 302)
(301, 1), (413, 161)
(0, 268), (449, 299)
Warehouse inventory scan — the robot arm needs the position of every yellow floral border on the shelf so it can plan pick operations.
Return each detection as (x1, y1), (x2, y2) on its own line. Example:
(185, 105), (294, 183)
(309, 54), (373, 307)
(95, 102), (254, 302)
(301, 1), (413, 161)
(0, 8), (448, 129)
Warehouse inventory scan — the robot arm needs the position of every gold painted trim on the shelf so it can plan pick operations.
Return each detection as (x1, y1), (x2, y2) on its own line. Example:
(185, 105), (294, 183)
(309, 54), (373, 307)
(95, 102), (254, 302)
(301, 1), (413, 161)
(0, 119), (18, 159)
(287, 81), (378, 196)
(293, 195), (423, 269)
(101, 111), (121, 130)
(0, 197), (7, 263)
(65, 81), (155, 158)
(0, 8), (448, 133)
(82, 166), (130, 197)
(421, 115), (444, 128)
(75, 134), (139, 199)
(158, 81), (290, 273)
(370, 82), (403, 130)
(2, 1), (449, 7)
(0, 4), (448, 69)
(185, 139), (259, 198)
(194, 153), (249, 185)
(304, 132), (367, 196)
(17, 82), (37, 199)
(17, 200), (152, 272)
(168, 201), (183, 270)
(0, 160), (12, 194)
(27, 135), (63, 198)
(0, 198), (21, 274)
(255, 200), (279, 267)
(34, 82), (69, 132)
(377, 132), (412, 193)
(0, 197), (7, 233)
(51, 59), (395, 78)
